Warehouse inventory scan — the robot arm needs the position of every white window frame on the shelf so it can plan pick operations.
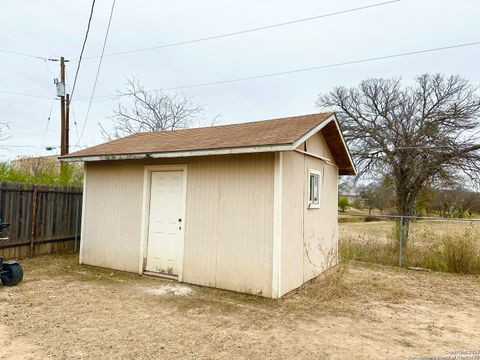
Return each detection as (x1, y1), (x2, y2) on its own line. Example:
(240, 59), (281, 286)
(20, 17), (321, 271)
(308, 169), (321, 209)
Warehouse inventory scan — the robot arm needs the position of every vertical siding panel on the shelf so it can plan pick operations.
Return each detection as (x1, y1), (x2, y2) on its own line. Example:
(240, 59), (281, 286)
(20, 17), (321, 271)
(195, 153), (274, 296)
(302, 133), (340, 283)
(184, 153), (274, 295)
(281, 133), (339, 295)
(280, 152), (305, 295)
(82, 161), (144, 272)
(81, 154), (275, 295)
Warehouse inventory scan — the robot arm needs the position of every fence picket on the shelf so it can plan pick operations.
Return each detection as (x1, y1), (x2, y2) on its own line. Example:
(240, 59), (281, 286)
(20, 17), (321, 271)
(0, 182), (82, 259)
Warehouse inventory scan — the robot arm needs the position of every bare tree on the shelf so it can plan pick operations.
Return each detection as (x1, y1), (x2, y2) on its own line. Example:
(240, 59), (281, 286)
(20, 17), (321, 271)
(100, 77), (204, 140)
(358, 181), (394, 214)
(317, 74), (480, 216)
(427, 187), (480, 218)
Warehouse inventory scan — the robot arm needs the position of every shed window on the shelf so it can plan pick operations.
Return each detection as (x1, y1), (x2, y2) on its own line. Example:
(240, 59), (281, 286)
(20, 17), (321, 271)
(308, 170), (321, 209)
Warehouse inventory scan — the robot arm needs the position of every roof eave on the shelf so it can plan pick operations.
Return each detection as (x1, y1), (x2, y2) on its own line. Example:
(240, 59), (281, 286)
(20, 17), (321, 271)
(59, 143), (294, 162)
(330, 114), (357, 176)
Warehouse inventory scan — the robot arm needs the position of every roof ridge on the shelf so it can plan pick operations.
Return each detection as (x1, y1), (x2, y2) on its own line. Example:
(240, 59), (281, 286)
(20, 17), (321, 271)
(136, 112), (333, 136)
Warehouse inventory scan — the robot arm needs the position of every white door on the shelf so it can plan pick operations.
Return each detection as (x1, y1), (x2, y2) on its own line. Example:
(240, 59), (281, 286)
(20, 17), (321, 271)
(145, 171), (184, 275)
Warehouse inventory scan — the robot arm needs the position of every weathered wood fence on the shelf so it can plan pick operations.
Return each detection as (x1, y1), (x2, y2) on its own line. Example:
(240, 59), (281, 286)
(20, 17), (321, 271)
(0, 182), (82, 259)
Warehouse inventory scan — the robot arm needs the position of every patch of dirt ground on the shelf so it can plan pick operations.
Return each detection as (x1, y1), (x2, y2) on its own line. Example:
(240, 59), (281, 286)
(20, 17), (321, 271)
(1, 254), (479, 359)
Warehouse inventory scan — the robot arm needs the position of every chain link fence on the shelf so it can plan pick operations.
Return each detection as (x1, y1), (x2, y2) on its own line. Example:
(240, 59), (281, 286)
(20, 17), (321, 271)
(338, 214), (480, 274)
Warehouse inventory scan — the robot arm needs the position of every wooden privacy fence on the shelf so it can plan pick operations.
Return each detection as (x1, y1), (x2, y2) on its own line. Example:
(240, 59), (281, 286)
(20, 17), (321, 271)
(0, 182), (82, 259)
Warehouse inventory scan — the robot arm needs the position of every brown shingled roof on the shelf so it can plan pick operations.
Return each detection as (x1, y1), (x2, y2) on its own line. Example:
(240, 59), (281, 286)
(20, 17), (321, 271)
(64, 113), (332, 157)
(60, 112), (355, 175)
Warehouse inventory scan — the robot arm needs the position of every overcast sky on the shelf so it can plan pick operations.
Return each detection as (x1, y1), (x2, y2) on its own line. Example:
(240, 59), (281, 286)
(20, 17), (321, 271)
(0, 0), (479, 159)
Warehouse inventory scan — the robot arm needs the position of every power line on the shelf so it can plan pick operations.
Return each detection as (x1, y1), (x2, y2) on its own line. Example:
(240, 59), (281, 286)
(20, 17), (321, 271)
(76, 0), (116, 147)
(71, 104), (81, 143)
(65, 71), (81, 144)
(0, 90), (56, 100)
(162, 41), (480, 91)
(84, 40), (480, 100)
(79, 0), (401, 60)
(70, 0), (96, 101)
(3, 40), (480, 103)
(41, 99), (56, 148)
(3, 145), (46, 149)
(42, 58), (56, 77)
(0, 48), (48, 60)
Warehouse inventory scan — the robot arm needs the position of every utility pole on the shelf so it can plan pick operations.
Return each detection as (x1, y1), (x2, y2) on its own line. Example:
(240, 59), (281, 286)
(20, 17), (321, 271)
(60, 56), (67, 156)
(52, 56), (70, 156)
(51, 56), (70, 180)
(65, 93), (70, 155)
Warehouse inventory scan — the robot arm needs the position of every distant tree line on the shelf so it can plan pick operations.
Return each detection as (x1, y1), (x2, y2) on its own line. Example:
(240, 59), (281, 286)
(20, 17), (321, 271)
(341, 178), (480, 218)
(423, 188), (480, 218)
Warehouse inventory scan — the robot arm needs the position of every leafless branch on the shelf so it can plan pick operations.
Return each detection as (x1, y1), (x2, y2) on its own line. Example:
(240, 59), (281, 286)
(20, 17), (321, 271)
(317, 74), (480, 215)
(100, 77), (205, 139)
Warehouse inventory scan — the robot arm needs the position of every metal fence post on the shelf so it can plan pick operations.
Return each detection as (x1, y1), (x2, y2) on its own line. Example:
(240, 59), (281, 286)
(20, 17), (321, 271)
(399, 216), (404, 267)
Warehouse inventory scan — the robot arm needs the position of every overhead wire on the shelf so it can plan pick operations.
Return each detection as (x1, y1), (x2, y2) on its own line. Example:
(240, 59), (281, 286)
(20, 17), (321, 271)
(41, 99), (56, 148)
(76, 0), (116, 147)
(65, 71), (81, 144)
(84, 40), (480, 100)
(0, 90), (56, 100)
(0, 0), (402, 103)
(4, 145), (47, 149)
(78, 0), (401, 60)
(1, 1), (479, 142)
(70, 0), (96, 101)
(0, 48), (48, 60)
(43, 57), (56, 77)
(2, 41), (480, 103)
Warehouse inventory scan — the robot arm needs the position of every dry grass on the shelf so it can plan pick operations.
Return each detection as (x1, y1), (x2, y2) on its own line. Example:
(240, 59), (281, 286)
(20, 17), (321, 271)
(1, 254), (480, 359)
(339, 220), (480, 273)
(443, 231), (480, 273)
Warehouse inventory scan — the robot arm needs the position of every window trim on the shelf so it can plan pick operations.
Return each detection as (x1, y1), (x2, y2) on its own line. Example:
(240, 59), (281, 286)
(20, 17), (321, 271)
(308, 169), (321, 209)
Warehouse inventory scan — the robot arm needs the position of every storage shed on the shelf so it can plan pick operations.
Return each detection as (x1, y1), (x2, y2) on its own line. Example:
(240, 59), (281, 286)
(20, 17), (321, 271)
(60, 112), (355, 298)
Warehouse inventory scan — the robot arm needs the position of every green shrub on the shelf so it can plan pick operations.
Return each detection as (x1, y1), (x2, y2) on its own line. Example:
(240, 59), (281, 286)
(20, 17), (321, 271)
(338, 197), (350, 213)
(0, 161), (82, 187)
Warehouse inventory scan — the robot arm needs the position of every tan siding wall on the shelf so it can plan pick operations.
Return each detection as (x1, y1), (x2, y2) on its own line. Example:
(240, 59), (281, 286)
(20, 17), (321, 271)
(280, 151), (305, 294)
(82, 154), (274, 295)
(183, 154), (274, 296)
(281, 131), (339, 295)
(303, 157), (339, 282)
(304, 132), (334, 159)
(82, 161), (144, 273)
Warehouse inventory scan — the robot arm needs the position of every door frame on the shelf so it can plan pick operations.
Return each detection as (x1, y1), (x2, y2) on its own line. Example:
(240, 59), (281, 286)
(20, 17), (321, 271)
(138, 164), (188, 281)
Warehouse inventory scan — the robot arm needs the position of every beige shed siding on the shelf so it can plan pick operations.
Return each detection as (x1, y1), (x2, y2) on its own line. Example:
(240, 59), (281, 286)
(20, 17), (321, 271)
(280, 151), (305, 295)
(304, 131), (335, 160)
(182, 154), (274, 296)
(82, 161), (144, 273)
(81, 154), (274, 296)
(280, 130), (339, 295)
(303, 157), (339, 282)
